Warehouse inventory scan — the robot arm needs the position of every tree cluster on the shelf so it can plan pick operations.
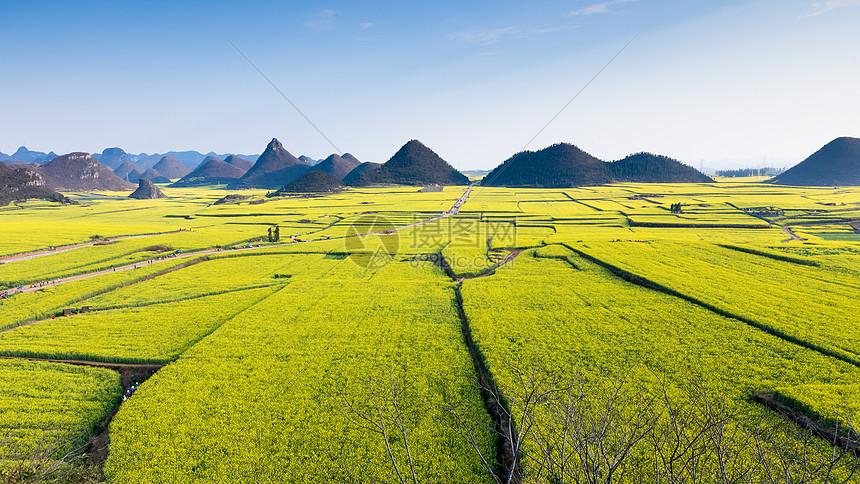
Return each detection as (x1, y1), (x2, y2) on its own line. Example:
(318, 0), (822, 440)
(332, 364), (859, 484)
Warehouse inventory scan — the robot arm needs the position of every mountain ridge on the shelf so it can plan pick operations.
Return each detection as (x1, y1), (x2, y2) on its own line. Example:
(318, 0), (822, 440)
(230, 138), (312, 189)
(315, 153), (361, 180)
(152, 156), (191, 179)
(768, 137), (860, 186)
(0, 161), (74, 206)
(272, 170), (347, 194)
(482, 143), (713, 187)
(33, 153), (135, 191)
(347, 140), (469, 186)
(170, 156), (247, 187)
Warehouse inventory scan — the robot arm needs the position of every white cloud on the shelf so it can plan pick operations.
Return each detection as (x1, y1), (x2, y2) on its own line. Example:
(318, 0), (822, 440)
(452, 26), (521, 45)
(805, 0), (860, 17)
(359, 22), (375, 29)
(304, 10), (337, 31)
(452, 24), (560, 45)
(568, 0), (639, 17)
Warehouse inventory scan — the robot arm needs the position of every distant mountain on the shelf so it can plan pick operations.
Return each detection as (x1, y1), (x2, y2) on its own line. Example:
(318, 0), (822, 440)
(342, 162), (382, 185)
(94, 147), (139, 170)
(33, 152), (135, 191)
(224, 155), (254, 172)
(134, 153), (161, 169)
(768, 137), (860, 186)
(126, 169), (145, 183)
(222, 153), (259, 163)
(482, 143), (712, 187)
(151, 156), (191, 179)
(272, 170), (346, 195)
(0, 161), (74, 206)
(482, 143), (610, 188)
(342, 153), (361, 166)
(608, 153), (713, 183)
(114, 161), (143, 181)
(154, 151), (205, 170)
(8, 146), (260, 172)
(170, 156), (246, 187)
(347, 140), (469, 186)
(128, 178), (166, 199)
(129, 150), (207, 170)
(299, 155), (318, 165)
(230, 138), (312, 189)
(6, 147), (57, 164)
(315, 153), (361, 181)
(139, 168), (171, 184)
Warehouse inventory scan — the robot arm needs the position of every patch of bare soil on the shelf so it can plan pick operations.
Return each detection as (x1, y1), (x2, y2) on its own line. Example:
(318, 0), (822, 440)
(87, 364), (162, 464)
(781, 226), (806, 242)
(0, 356), (162, 464)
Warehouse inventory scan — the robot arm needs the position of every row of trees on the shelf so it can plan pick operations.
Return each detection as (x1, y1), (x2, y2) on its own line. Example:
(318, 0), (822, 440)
(715, 168), (784, 178)
(267, 226), (280, 243)
(332, 362), (859, 484)
(4, 363), (856, 483)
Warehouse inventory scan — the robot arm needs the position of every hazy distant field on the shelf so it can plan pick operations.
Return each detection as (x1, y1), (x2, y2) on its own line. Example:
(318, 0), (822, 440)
(1, 182), (859, 483)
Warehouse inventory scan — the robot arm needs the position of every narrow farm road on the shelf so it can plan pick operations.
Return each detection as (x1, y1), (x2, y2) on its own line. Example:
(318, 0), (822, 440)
(781, 226), (804, 241)
(368, 184), (473, 235)
(8, 186), (475, 295)
(0, 229), (191, 264)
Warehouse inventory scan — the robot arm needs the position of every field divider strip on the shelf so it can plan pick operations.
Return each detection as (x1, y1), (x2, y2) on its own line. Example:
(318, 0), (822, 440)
(440, 247), (522, 481)
(453, 284), (522, 482)
(71, 256), (211, 305)
(716, 244), (819, 266)
(0, 282), (285, 335)
(0, 354), (168, 366)
(85, 283), (285, 312)
(561, 243), (860, 369)
(0, 229), (191, 262)
(0, 257), (197, 332)
(165, 284), (284, 358)
(0, 286), (281, 364)
(752, 390), (860, 456)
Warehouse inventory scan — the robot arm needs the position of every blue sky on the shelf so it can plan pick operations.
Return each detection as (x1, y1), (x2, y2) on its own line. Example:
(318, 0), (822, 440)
(2, 0), (859, 170)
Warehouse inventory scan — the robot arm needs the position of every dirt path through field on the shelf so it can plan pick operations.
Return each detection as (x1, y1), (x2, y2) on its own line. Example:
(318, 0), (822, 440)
(0, 229), (191, 264)
(781, 226), (805, 242)
(786, 218), (860, 227)
(1, 187), (477, 469)
(0, 355), (162, 370)
(778, 217), (860, 241)
(455, 248), (524, 282)
(7, 186), (475, 295)
(12, 251), (216, 294)
(368, 184), (473, 235)
(0, 355), (164, 464)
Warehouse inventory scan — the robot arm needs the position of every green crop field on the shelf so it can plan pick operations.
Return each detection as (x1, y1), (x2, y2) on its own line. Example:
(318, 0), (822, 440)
(0, 360), (121, 466)
(1, 181), (859, 482)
